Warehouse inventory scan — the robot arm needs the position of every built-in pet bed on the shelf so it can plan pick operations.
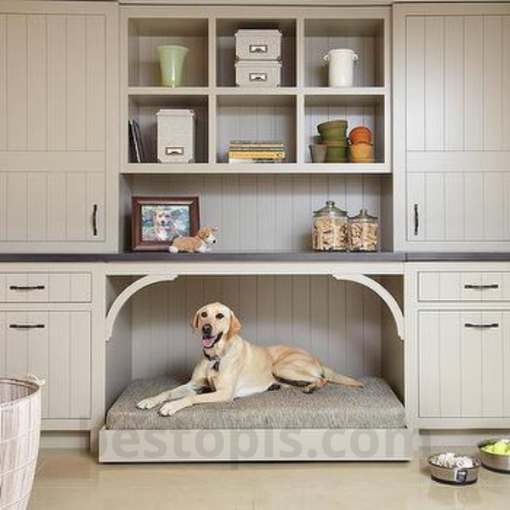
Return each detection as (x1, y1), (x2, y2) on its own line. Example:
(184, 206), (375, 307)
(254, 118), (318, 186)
(100, 376), (412, 462)
(107, 376), (406, 430)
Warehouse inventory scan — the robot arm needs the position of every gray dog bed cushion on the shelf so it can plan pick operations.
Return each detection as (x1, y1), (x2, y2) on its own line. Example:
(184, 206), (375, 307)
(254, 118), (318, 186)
(106, 376), (406, 430)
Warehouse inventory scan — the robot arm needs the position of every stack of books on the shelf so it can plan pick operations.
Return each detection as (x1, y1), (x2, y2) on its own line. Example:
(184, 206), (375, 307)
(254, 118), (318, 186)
(228, 140), (285, 163)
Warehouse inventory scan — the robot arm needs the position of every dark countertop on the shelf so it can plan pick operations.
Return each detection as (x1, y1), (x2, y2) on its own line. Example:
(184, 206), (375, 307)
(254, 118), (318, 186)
(0, 251), (406, 263)
(1, 251), (510, 263)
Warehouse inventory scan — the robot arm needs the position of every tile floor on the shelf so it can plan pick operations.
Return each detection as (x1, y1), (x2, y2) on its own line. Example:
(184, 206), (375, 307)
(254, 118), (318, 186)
(30, 447), (510, 510)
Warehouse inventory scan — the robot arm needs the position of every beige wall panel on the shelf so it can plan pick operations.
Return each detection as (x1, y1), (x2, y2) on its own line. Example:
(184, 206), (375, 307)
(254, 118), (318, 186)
(27, 15), (47, 151)
(6, 14), (27, 151)
(47, 15), (67, 151)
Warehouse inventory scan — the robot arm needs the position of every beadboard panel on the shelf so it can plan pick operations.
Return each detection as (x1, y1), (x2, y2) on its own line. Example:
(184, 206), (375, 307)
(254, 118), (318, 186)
(0, 310), (92, 420)
(405, 14), (510, 153)
(0, 12), (107, 154)
(418, 310), (510, 419)
(407, 172), (510, 243)
(130, 276), (383, 380)
(0, 172), (105, 243)
(130, 174), (385, 251)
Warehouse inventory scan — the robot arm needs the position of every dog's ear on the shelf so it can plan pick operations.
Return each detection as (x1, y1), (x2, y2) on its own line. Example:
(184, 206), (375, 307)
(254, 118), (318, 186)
(227, 310), (242, 339)
(190, 311), (200, 331)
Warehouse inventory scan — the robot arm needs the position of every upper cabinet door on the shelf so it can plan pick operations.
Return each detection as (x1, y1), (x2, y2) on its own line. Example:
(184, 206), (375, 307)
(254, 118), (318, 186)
(0, 1), (118, 252)
(394, 3), (510, 251)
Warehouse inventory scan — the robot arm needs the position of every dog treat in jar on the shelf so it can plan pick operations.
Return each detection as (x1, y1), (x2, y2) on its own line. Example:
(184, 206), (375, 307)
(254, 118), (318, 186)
(349, 208), (378, 252)
(313, 201), (348, 251)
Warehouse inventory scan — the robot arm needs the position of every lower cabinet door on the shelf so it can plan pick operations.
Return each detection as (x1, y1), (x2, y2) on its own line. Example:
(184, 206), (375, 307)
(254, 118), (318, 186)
(419, 311), (510, 419)
(0, 311), (91, 420)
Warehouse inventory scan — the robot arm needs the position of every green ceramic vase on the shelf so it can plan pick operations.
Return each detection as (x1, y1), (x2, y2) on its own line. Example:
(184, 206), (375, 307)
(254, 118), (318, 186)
(157, 45), (189, 87)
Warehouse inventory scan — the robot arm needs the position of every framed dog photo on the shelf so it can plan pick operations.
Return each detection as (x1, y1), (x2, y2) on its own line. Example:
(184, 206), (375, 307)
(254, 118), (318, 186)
(131, 196), (199, 251)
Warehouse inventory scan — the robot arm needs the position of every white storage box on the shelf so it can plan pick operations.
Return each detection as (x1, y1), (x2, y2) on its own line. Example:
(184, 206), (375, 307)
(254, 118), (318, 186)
(235, 60), (282, 87)
(235, 29), (282, 61)
(157, 109), (196, 163)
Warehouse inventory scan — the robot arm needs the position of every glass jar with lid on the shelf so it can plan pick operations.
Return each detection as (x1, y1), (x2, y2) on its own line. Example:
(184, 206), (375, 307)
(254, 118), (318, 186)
(312, 200), (348, 251)
(349, 208), (379, 252)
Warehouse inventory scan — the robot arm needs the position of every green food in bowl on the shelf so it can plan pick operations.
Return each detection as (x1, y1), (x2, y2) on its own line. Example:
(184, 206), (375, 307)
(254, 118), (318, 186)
(482, 442), (510, 455)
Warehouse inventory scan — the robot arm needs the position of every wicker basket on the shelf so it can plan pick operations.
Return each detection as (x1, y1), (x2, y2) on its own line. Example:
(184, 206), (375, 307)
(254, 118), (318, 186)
(0, 377), (43, 510)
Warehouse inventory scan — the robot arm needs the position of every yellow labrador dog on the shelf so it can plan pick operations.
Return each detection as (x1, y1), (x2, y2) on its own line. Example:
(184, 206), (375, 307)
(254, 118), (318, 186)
(137, 302), (363, 416)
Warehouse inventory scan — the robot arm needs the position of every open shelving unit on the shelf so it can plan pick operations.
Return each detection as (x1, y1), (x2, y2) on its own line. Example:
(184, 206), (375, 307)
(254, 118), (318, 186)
(120, 5), (391, 175)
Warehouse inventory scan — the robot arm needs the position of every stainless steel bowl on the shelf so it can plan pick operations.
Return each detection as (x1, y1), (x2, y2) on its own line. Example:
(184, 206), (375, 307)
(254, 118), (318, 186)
(428, 453), (481, 485)
(478, 438), (510, 474)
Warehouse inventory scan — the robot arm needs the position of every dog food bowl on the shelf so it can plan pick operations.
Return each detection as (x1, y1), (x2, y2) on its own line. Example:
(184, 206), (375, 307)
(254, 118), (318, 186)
(478, 438), (510, 474)
(428, 453), (481, 485)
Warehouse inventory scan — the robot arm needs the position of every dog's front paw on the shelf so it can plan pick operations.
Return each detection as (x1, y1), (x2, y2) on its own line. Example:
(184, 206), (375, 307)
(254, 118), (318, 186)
(137, 398), (159, 410)
(159, 401), (183, 417)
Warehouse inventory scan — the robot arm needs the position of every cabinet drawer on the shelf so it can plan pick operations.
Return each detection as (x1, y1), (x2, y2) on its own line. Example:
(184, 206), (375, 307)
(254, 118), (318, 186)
(418, 272), (510, 302)
(0, 273), (91, 303)
(418, 310), (510, 420)
(0, 311), (91, 420)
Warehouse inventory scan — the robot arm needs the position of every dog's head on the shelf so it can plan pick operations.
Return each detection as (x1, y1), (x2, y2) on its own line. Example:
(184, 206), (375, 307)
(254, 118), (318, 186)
(152, 209), (178, 231)
(197, 226), (218, 245)
(191, 302), (241, 352)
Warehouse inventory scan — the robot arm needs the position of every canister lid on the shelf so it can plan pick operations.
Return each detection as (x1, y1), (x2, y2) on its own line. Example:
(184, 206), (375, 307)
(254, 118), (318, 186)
(314, 200), (347, 218)
(350, 208), (378, 222)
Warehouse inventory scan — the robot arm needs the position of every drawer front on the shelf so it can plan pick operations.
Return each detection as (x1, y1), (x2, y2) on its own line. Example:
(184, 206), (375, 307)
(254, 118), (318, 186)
(419, 272), (510, 302)
(0, 273), (91, 303)
(235, 62), (282, 87)
(0, 311), (91, 420)
(418, 310), (510, 419)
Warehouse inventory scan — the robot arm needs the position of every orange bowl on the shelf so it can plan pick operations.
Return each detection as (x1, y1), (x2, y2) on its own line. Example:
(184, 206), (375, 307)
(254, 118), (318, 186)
(349, 126), (372, 145)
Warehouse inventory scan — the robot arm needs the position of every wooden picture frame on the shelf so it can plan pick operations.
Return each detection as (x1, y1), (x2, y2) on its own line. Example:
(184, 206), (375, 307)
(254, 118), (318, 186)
(131, 196), (200, 251)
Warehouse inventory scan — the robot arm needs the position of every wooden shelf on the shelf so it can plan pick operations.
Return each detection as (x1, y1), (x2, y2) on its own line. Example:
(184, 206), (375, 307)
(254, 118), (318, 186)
(122, 162), (390, 175)
(128, 87), (210, 96)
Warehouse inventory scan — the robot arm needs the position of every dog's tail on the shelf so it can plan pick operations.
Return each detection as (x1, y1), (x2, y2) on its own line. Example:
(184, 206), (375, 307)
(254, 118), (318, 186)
(322, 366), (363, 388)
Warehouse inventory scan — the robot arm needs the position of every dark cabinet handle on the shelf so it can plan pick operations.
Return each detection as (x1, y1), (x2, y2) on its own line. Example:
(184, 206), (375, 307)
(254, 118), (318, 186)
(9, 324), (46, 329)
(92, 204), (98, 237)
(414, 204), (419, 236)
(464, 323), (499, 329)
(464, 284), (499, 290)
(9, 285), (45, 291)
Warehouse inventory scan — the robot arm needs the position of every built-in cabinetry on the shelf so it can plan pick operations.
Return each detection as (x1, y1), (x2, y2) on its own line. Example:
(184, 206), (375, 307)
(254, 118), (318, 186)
(395, 3), (510, 251)
(0, 0), (118, 252)
(406, 263), (510, 429)
(0, 266), (105, 431)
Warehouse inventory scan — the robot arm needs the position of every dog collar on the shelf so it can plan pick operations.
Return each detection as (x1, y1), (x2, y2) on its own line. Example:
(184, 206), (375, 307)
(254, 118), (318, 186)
(203, 350), (221, 371)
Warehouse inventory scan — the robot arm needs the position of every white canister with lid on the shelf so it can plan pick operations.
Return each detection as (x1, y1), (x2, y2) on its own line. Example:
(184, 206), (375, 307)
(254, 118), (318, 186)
(323, 49), (359, 87)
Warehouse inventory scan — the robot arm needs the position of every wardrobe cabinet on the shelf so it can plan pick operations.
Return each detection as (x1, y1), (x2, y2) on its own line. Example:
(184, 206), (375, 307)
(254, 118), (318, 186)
(0, 1), (118, 252)
(394, 3), (510, 251)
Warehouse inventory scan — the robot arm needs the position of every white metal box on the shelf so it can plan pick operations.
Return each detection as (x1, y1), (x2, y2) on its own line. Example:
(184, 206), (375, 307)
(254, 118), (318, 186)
(157, 109), (196, 163)
(235, 61), (282, 87)
(235, 29), (282, 61)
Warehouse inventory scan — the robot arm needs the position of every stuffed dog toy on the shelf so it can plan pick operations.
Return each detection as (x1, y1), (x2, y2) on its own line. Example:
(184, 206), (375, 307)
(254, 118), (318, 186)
(137, 302), (363, 416)
(169, 226), (218, 253)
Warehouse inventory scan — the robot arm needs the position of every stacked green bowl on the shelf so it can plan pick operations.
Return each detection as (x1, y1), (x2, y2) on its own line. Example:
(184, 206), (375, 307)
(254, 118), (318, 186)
(317, 120), (348, 163)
